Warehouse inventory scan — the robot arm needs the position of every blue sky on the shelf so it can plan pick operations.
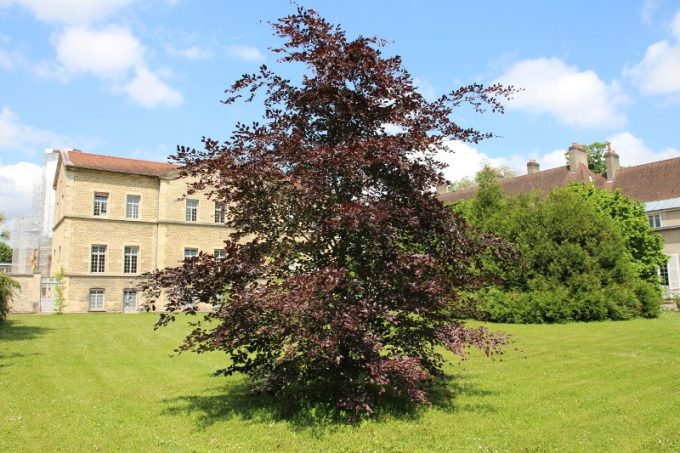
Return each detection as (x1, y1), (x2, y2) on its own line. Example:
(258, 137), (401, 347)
(1, 0), (680, 222)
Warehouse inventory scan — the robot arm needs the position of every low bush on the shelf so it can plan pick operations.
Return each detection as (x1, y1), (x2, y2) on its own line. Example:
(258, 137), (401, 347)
(0, 274), (20, 321)
(454, 169), (664, 323)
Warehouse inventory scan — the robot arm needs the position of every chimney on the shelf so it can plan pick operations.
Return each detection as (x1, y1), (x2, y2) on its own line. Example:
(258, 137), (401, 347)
(604, 142), (619, 181)
(436, 182), (449, 194)
(568, 143), (588, 172)
(527, 159), (540, 174)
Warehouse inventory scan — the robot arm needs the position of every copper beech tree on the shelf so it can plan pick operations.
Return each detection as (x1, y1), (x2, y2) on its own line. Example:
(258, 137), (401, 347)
(140, 7), (516, 417)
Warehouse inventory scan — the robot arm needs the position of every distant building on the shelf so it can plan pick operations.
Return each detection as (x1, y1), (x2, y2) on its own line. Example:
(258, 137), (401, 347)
(10, 143), (680, 312)
(438, 143), (680, 297)
(49, 150), (231, 312)
(10, 149), (59, 276)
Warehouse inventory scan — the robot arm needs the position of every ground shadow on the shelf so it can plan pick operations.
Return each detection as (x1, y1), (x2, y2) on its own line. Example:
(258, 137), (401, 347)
(0, 319), (54, 341)
(0, 320), (51, 370)
(162, 373), (497, 433)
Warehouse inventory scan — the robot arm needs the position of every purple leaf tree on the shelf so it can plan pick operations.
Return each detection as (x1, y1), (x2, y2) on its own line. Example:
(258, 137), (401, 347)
(140, 7), (516, 419)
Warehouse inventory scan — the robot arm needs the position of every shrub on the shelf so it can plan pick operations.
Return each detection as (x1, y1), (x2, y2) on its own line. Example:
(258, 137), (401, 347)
(54, 267), (66, 314)
(454, 174), (665, 323)
(0, 273), (20, 321)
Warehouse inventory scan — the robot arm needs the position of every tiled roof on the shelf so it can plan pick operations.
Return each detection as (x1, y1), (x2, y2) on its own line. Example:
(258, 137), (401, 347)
(611, 157), (680, 202)
(438, 163), (607, 204)
(64, 150), (178, 176)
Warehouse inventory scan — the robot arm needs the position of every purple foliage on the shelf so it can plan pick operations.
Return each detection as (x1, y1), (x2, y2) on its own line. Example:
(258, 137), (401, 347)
(140, 7), (515, 419)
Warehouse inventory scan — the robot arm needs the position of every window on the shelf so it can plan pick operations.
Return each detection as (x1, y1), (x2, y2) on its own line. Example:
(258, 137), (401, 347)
(184, 248), (198, 259)
(124, 246), (139, 274)
(123, 289), (137, 311)
(214, 248), (226, 259)
(648, 213), (663, 229)
(93, 193), (108, 216)
(214, 201), (226, 224)
(186, 199), (198, 222)
(89, 288), (105, 311)
(126, 195), (140, 219)
(659, 263), (670, 286)
(90, 245), (106, 273)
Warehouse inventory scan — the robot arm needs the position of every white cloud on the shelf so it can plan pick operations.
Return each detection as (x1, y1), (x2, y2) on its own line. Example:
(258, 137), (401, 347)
(54, 25), (143, 79)
(536, 148), (568, 170)
(413, 77), (437, 101)
(0, 48), (15, 69)
(50, 25), (183, 108)
(436, 140), (516, 183)
(0, 0), (134, 24)
(608, 131), (680, 166)
(0, 161), (42, 219)
(167, 45), (213, 60)
(626, 11), (680, 97)
(673, 10), (680, 40)
(226, 44), (265, 62)
(641, 0), (660, 24)
(119, 67), (183, 108)
(0, 106), (71, 152)
(495, 57), (627, 129)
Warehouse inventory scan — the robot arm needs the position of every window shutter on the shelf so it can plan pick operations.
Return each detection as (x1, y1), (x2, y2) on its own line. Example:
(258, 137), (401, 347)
(668, 254), (680, 290)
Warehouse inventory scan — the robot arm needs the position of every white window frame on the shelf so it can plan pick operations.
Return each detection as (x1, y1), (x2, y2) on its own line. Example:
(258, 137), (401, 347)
(214, 201), (226, 224)
(123, 289), (137, 312)
(214, 248), (226, 259)
(89, 288), (105, 311)
(667, 254), (680, 292)
(123, 246), (139, 274)
(186, 199), (198, 222)
(126, 194), (141, 219)
(648, 213), (663, 229)
(659, 262), (670, 287)
(93, 193), (108, 216)
(91, 245), (106, 273)
(184, 248), (199, 260)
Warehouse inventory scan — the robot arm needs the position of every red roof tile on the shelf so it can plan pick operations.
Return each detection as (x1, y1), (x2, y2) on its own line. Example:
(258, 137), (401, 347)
(611, 157), (680, 202)
(439, 163), (607, 204)
(64, 150), (178, 176)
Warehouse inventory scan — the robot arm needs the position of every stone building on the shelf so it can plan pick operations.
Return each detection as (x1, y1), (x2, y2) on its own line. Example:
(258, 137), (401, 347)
(438, 143), (680, 297)
(50, 150), (232, 312)
(11, 143), (680, 312)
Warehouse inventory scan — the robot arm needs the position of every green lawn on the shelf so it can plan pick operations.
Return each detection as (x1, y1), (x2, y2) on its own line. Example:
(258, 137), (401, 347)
(1, 313), (680, 452)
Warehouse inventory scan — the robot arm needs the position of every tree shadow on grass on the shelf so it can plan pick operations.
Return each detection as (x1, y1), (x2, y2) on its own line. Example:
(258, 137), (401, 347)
(0, 319), (53, 341)
(162, 373), (497, 435)
(0, 320), (51, 370)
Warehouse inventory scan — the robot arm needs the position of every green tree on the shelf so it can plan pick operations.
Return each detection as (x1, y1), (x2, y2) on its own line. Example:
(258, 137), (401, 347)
(0, 274), (19, 321)
(54, 267), (67, 314)
(468, 164), (505, 223)
(0, 213), (11, 263)
(447, 163), (518, 193)
(565, 141), (607, 175)
(564, 183), (666, 285)
(456, 183), (663, 322)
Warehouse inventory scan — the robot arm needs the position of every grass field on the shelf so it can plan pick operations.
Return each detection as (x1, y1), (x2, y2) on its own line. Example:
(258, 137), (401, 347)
(1, 312), (680, 452)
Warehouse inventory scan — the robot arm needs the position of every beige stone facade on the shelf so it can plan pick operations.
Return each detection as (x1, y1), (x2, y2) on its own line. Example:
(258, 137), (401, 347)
(52, 151), (232, 312)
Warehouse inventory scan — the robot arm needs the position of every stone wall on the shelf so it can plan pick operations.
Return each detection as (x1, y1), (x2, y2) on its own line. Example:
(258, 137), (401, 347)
(8, 274), (41, 313)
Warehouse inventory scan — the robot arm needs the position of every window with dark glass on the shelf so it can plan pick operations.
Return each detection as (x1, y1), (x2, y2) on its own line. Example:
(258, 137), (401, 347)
(124, 246), (139, 274)
(90, 245), (106, 272)
(648, 213), (663, 229)
(93, 193), (108, 216)
(659, 263), (670, 286)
